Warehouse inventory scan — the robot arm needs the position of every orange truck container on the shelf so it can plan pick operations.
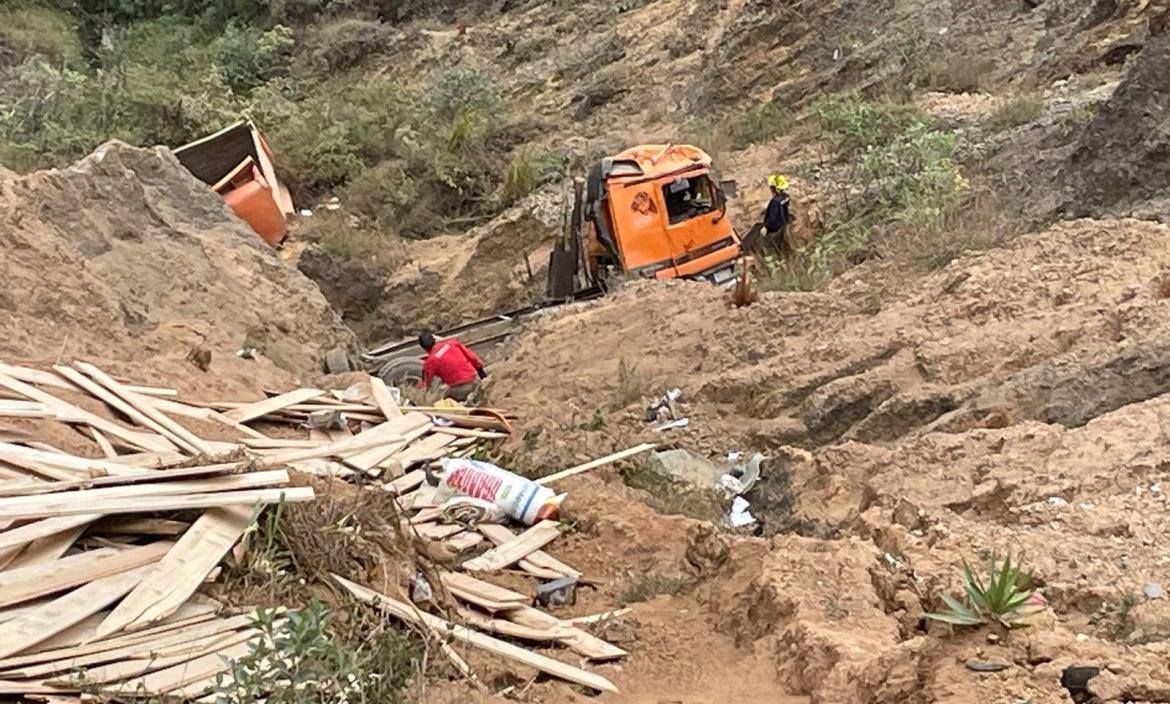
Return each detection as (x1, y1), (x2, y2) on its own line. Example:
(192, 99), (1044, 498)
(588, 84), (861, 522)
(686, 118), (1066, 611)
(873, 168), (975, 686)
(173, 121), (294, 245)
(583, 144), (741, 286)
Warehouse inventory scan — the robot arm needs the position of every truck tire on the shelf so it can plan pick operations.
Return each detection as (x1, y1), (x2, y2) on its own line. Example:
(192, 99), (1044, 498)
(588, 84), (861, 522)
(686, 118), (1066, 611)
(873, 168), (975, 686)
(379, 358), (424, 387)
(325, 346), (351, 374)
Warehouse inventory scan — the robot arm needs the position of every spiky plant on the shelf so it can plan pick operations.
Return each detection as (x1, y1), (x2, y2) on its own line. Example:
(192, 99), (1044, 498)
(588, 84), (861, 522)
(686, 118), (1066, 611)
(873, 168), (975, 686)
(926, 553), (1045, 629)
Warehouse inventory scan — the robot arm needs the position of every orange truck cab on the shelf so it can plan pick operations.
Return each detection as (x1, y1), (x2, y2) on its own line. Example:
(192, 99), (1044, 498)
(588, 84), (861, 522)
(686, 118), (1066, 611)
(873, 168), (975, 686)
(584, 144), (741, 286)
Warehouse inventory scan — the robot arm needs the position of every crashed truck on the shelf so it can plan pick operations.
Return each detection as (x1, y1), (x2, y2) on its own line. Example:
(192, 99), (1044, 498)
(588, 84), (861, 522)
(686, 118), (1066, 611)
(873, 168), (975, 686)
(361, 143), (742, 383)
(173, 120), (295, 245)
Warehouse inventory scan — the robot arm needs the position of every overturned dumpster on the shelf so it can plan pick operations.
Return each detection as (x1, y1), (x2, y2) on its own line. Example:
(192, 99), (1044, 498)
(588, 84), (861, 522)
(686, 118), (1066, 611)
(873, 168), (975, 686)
(173, 120), (294, 245)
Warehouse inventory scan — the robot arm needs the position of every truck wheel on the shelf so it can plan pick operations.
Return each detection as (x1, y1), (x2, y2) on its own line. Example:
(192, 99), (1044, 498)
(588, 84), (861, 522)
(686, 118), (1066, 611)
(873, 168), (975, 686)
(379, 358), (424, 387)
(325, 346), (351, 374)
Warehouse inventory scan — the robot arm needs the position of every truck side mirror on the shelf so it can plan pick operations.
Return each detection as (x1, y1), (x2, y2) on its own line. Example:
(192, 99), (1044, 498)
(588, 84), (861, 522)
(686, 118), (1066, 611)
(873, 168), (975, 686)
(719, 180), (738, 199)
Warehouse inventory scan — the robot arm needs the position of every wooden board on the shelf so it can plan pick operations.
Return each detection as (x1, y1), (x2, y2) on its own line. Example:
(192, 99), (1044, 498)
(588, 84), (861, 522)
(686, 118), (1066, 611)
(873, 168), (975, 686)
(0, 486), (314, 520)
(461, 521), (562, 572)
(49, 627), (258, 685)
(342, 417), (432, 474)
(6, 523), (88, 570)
(97, 637), (254, 696)
(369, 377), (403, 419)
(261, 414), (427, 464)
(0, 604), (218, 671)
(222, 388), (324, 423)
(456, 607), (572, 642)
(536, 443), (657, 486)
(477, 523), (581, 579)
(0, 469), (288, 519)
(16, 615), (254, 679)
(0, 564), (154, 659)
(88, 428), (117, 458)
(0, 514), (103, 552)
(0, 463), (241, 498)
(68, 364), (215, 456)
(0, 541), (172, 608)
(92, 517), (189, 536)
(0, 371), (172, 453)
(334, 576), (617, 693)
(98, 506), (252, 637)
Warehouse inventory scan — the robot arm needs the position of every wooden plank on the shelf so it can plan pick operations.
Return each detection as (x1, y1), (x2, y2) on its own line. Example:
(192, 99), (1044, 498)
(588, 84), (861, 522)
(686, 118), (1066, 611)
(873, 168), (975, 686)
(92, 517), (188, 536)
(0, 371), (171, 453)
(241, 438), (324, 449)
(0, 469), (287, 518)
(98, 507), (252, 637)
(390, 432), (457, 466)
(103, 450), (187, 468)
(46, 626), (258, 685)
(369, 377), (403, 419)
(432, 426), (509, 440)
(6, 523), (88, 570)
(0, 542), (172, 608)
(87, 428), (117, 459)
(64, 364), (213, 456)
(385, 469), (425, 495)
(456, 607), (572, 642)
(222, 388), (324, 423)
(435, 573), (626, 661)
(567, 608), (633, 625)
(0, 564), (154, 659)
(445, 532), (483, 552)
(0, 486), (313, 521)
(97, 638), (253, 696)
(536, 443), (657, 486)
(0, 463), (241, 498)
(260, 416), (419, 464)
(461, 521), (562, 572)
(345, 420), (432, 475)
(510, 607), (628, 661)
(334, 576), (617, 693)
(0, 515), (101, 552)
(478, 523), (581, 579)
(428, 412), (510, 432)
(0, 604), (218, 670)
(0, 450), (82, 482)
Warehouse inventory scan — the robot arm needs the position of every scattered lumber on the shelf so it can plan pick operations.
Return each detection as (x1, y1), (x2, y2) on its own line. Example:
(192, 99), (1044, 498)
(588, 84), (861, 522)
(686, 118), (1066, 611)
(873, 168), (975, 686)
(335, 575), (619, 694)
(461, 520), (562, 572)
(536, 442), (657, 485)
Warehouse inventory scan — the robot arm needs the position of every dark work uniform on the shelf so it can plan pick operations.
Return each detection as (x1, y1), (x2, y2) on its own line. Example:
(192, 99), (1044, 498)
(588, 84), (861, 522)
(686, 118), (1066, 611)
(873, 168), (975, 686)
(763, 190), (791, 235)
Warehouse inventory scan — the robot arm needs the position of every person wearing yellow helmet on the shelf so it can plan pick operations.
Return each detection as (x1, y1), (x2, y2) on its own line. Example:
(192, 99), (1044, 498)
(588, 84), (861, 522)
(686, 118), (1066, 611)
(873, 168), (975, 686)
(763, 173), (792, 251)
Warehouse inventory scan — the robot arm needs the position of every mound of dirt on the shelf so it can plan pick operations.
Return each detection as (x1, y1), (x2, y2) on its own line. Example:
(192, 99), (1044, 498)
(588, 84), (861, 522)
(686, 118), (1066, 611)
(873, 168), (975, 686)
(0, 142), (354, 377)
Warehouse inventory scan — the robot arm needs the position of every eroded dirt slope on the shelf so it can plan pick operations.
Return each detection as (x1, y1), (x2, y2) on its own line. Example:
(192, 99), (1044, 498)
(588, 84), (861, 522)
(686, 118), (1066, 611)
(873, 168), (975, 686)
(0, 142), (354, 378)
(484, 216), (1170, 703)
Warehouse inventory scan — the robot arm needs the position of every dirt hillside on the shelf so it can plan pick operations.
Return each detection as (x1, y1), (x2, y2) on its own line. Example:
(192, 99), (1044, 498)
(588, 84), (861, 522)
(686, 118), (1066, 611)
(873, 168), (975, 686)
(0, 142), (354, 381)
(483, 216), (1170, 703)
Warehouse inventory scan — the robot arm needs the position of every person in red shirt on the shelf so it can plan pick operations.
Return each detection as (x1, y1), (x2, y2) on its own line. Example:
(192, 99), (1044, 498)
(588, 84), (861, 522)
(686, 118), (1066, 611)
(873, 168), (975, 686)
(418, 330), (486, 402)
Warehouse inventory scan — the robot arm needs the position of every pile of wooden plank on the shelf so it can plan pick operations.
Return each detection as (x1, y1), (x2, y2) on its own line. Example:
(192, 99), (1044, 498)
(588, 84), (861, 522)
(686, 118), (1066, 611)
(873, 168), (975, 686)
(0, 359), (635, 697)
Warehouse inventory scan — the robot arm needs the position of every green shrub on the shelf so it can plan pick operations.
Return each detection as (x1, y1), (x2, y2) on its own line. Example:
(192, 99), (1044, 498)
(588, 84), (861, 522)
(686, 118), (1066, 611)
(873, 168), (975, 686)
(813, 94), (922, 149)
(211, 23), (294, 93)
(308, 18), (393, 72)
(891, 19), (930, 84)
(732, 98), (789, 147)
(860, 121), (962, 215)
(218, 600), (419, 704)
(501, 148), (537, 205)
(0, 6), (82, 66)
(429, 65), (506, 126)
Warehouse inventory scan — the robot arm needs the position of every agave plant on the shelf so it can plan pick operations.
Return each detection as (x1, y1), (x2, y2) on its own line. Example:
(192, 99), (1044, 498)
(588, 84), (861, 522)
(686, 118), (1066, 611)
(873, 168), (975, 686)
(926, 553), (1046, 629)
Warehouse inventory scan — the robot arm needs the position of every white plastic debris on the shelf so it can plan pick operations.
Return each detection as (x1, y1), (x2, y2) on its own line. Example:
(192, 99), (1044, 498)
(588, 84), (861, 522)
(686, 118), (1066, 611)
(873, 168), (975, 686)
(727, 496), (756, 528)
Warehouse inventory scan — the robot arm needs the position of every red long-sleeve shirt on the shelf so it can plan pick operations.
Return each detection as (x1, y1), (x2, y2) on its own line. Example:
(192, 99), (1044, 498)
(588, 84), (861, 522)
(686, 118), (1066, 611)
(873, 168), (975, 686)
(421, 339), (483, 388)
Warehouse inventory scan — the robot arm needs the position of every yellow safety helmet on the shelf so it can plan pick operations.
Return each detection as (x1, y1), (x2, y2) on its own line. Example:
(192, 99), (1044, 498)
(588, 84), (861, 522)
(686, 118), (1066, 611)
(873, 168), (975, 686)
(768, 174), (789, 190)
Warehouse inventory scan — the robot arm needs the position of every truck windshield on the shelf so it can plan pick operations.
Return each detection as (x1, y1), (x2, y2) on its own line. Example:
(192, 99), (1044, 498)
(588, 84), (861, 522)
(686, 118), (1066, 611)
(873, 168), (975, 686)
(661, 174), (715, 224)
